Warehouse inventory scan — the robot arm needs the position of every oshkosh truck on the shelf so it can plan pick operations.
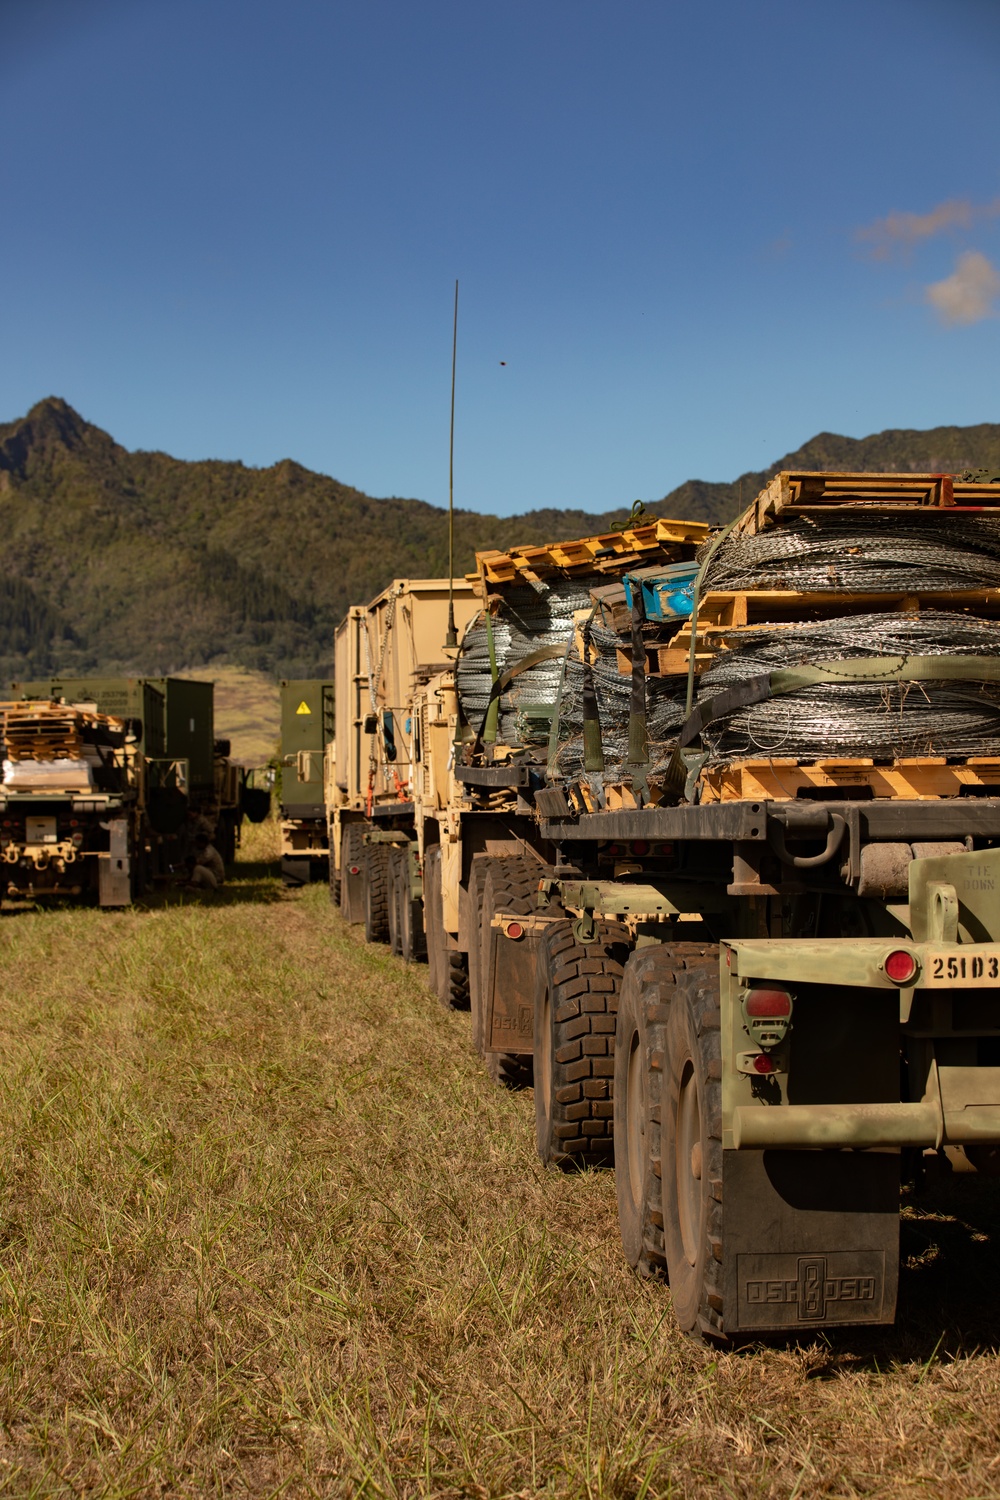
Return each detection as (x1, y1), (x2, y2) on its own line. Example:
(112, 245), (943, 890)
(336, 473), (1000, 1341)
(6, 675), (244, 901)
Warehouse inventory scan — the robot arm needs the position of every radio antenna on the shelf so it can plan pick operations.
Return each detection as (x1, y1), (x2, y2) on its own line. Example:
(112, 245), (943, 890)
(444, 279), (459, 648)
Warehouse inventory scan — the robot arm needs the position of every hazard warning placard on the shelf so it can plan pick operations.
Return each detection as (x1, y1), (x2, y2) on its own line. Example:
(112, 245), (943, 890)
(296, 701), (312, 715)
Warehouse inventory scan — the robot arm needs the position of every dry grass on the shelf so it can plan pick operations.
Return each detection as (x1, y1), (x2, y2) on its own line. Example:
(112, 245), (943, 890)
(0, 836), (999, 1496)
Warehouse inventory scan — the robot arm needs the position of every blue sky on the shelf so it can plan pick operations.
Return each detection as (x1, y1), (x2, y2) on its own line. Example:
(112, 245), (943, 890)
(3, 0), (999, 515)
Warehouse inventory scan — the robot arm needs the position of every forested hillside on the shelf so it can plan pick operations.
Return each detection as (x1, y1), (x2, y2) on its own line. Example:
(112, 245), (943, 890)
(2, 396), (999, 679)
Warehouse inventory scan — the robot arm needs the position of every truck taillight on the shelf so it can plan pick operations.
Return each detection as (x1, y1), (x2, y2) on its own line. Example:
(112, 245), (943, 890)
(884, 949), (919, 984)
(742, 986), (794, 1049)
(631, 840), (649, 856)
(744, 988), (793, 1018)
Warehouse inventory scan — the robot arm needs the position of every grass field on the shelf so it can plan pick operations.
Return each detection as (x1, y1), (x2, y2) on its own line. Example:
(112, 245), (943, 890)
(1, 826), (999, 1497)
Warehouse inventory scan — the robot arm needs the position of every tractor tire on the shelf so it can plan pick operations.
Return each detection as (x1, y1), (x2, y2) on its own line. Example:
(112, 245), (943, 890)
(339, 824), (367, 924)
(477, 857), (551, 1090)
(659, 949), (725, 1341)
(328, 844), (341, 906)
(533, 918), (631, 1169)
(613, 944), (716, 1279)
(426, 846), (470, 1009)
(363, 841), (391, 944)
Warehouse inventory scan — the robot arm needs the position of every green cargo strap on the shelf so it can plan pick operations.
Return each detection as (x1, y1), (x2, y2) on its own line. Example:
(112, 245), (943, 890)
(546, 629), (578, 778)
(472, 644), (568, 756)
(678, 653), (1000, 751)
(664, 651), (1000, 797)
(580, 607), (604, 774)
(626, 594), (650, 800)
(684, 513), (743, 716)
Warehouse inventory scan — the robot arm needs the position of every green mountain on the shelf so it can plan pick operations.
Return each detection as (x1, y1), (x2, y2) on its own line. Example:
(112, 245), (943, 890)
(3, 396), (1000, 679)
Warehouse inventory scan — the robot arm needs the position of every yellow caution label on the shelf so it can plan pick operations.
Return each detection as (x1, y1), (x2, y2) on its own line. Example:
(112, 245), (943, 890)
(296, 701), (312, 715)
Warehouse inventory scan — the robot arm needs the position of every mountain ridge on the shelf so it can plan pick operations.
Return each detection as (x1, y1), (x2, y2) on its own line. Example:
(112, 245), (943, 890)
(3, 396), (1000, 679)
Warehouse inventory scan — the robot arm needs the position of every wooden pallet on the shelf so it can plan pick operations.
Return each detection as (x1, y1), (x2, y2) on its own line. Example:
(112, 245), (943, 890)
(0, 700), (121, 762)
(615, 644), (713, 677)
(476, 516), (708, 587)
(665, 588), (1000, 652)
(732, 471), (1000, 539)
(698, 756), (1000, 804)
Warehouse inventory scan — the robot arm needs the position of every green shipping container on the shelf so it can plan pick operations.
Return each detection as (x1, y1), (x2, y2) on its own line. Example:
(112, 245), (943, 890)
(151, 678), (216, 793)
(280, 679), (333, 818)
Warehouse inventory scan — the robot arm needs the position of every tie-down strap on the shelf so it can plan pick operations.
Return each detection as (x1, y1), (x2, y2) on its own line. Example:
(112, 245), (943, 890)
(677, 653), (1000, 751)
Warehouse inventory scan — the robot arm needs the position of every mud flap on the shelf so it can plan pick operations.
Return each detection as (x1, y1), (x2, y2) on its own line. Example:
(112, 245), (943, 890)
(722, 1148), (900, 1332)
(483, 916), (559, 1055)
(99, 818), (132, 907)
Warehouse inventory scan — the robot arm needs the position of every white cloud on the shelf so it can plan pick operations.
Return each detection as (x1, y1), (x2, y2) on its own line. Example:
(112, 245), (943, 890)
(925, 251), (1000, 326)
(857, 196), (1000, 260)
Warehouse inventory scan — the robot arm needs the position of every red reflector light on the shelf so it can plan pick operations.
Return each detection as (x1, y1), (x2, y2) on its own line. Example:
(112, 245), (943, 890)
(631, 840), (649, 856)
(348, 864), (361, 875)
(505, 921), (525, 940)
(885, 948), (918, 984)
(752, 1053), (775, 1074)
(606, 843), (622, 856)
(744, 987), (793, 1018)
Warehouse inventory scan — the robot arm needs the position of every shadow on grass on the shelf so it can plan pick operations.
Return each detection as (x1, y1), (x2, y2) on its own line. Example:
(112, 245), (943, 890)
(782, 1175), (1000, 1372)
(139, 858), (286, 909)
(1, 859), (287, 916)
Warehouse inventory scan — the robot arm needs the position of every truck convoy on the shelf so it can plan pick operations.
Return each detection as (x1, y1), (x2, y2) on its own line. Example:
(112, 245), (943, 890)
(326, 577), (479, 937)
(331, 470), (1000, 1342)
(1, 676), (244, 904)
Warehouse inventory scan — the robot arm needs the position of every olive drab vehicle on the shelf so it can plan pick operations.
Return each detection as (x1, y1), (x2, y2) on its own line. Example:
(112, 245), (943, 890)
(333, 473), (1000, 1341)
(279, 678), (334, 886)
(4, 675), (245, 904)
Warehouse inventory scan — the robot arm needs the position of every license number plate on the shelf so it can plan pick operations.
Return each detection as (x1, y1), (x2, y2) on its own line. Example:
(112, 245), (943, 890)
(923, 949), (1000, 986)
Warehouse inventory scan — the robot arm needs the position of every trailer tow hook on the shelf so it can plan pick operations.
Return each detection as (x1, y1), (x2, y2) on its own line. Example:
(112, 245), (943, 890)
(768, 812), (846, 870)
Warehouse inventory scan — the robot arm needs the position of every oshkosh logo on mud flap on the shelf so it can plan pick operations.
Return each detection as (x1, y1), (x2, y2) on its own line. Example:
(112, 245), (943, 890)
(745, 1258), (876, 1320)
(493, 1006), (533, 1035)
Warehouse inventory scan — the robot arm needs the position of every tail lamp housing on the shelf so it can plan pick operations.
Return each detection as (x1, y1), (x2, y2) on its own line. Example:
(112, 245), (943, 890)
(883, 948), (919, 985)
(741, 985), (794, 1049)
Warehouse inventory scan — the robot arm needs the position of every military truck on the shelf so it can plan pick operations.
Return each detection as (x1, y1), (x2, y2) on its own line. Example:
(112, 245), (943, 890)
(7, 675), (244, 900)
(328, 577), (478, 944)
(405, 514), (709, 1067)
(0, 693), (156, 905)
(445, 470), (1000, 1340)
(279, 678), (334, 886)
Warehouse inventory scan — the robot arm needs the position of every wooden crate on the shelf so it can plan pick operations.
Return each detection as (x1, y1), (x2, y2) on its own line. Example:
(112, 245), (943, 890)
(698, 756), (1000, 804)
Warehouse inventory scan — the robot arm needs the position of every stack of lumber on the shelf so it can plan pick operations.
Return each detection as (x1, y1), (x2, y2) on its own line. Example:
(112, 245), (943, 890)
(0, 701), (125, 762)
